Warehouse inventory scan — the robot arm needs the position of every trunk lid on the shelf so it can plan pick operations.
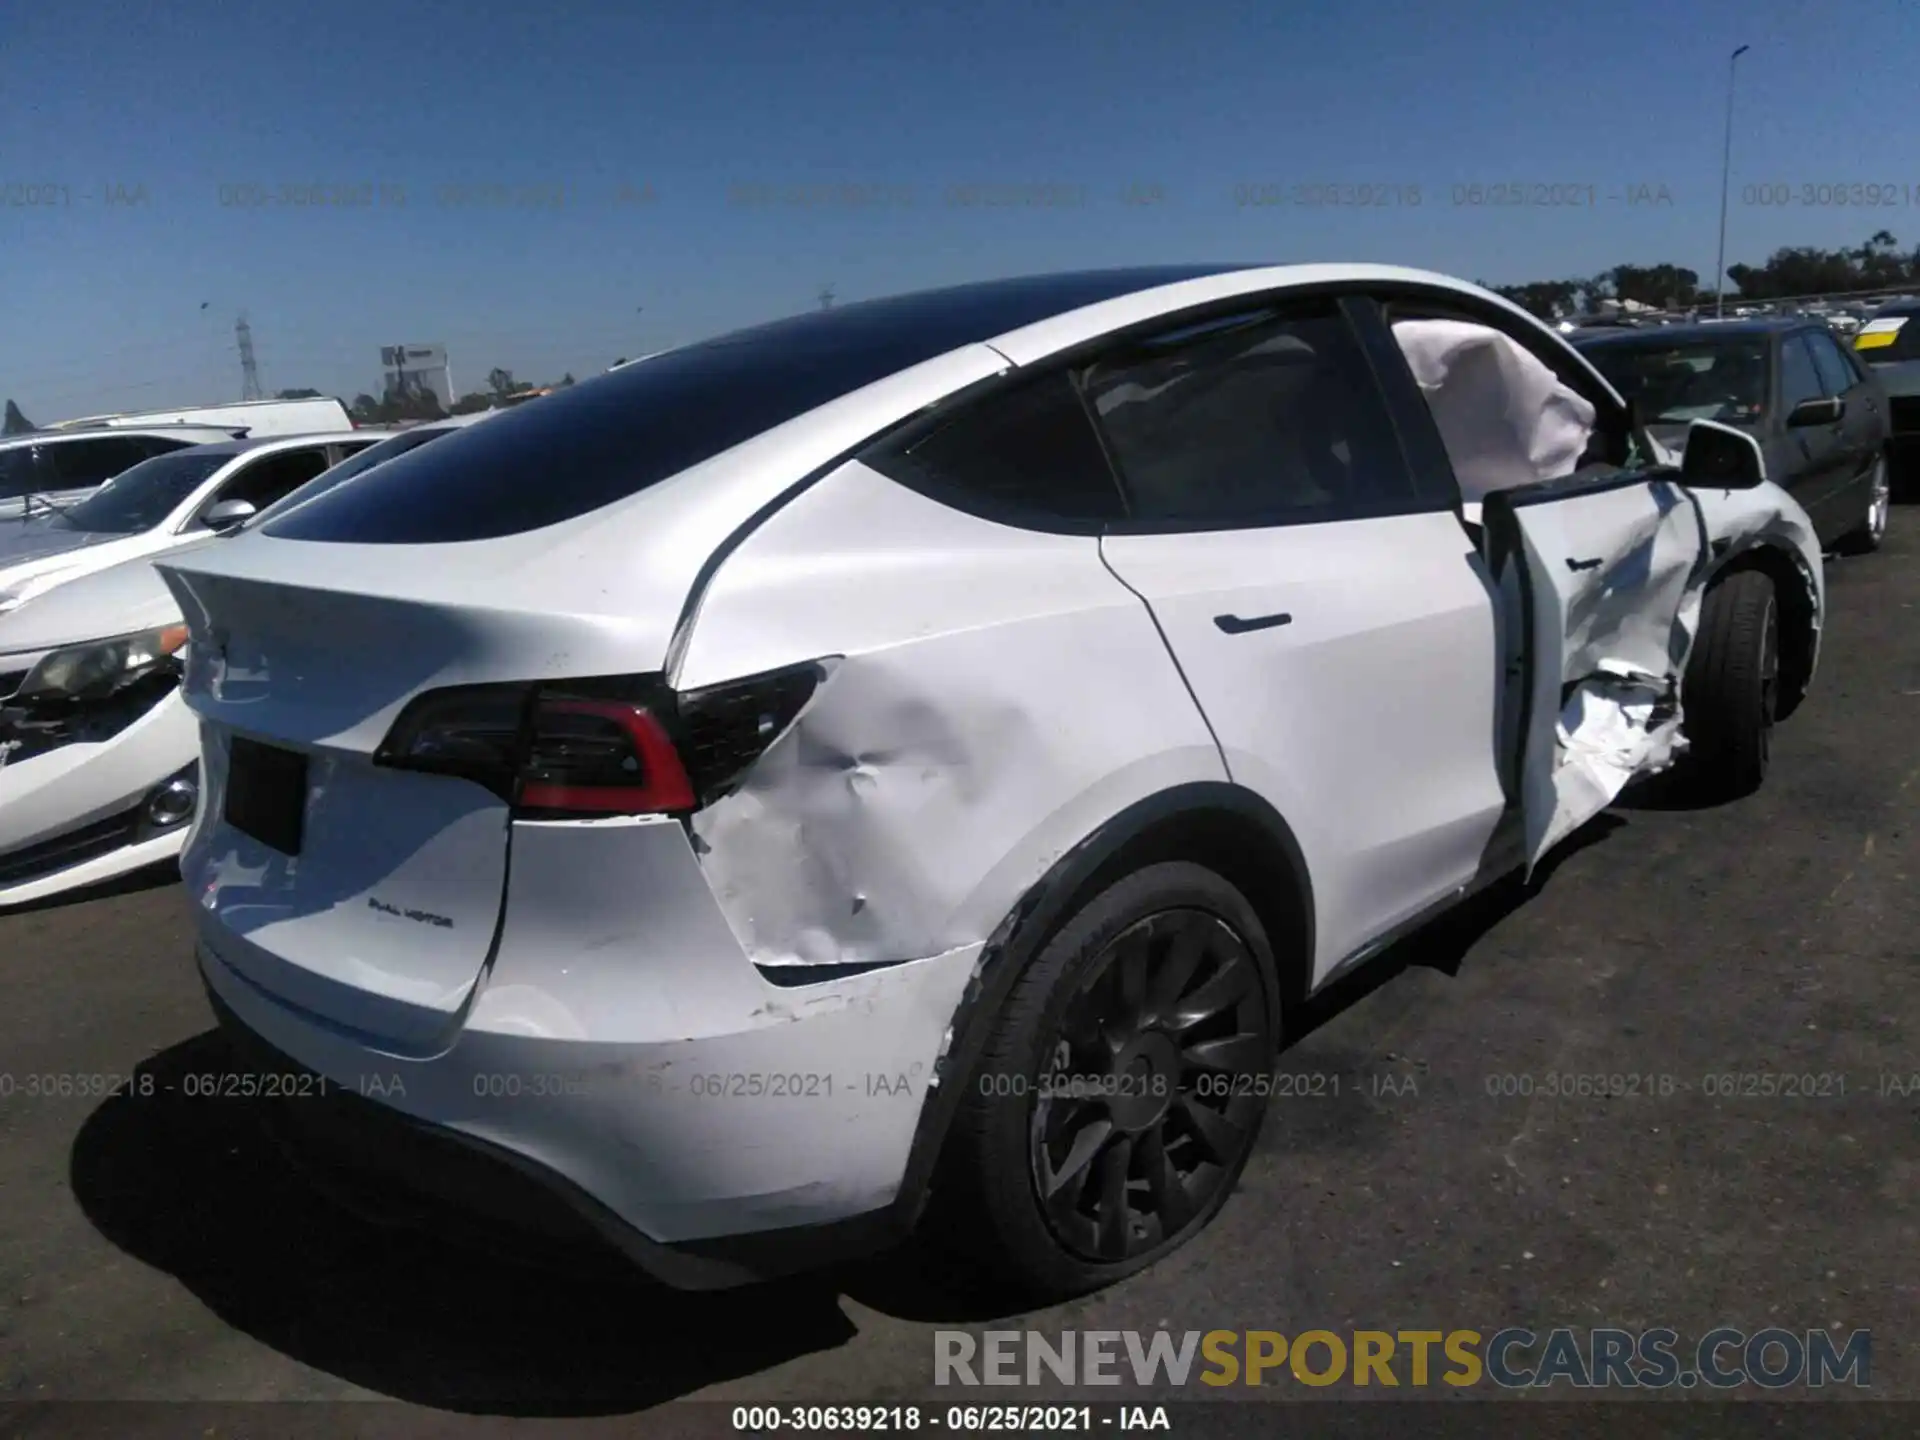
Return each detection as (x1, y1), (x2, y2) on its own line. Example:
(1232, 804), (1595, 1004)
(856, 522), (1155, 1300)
(157, 522), (707, 1053)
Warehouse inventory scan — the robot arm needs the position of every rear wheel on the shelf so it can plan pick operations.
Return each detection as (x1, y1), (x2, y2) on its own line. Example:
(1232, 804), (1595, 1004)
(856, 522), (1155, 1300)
(1835, 457), (1890, 555)
(1680, 570), (1778, 801)
(940, 862), (1280, 1302)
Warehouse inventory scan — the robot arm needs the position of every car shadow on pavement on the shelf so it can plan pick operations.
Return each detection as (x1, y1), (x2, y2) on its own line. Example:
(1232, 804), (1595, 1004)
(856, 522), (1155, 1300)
(68, 1027), (859, 1416)
(1, 858), (179, 916)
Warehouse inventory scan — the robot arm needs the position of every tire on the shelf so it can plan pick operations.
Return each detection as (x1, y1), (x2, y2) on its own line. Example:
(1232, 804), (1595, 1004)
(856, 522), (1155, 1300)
(1834, 456), (1890, 556)
(1680, 569), (1778, 801)
(937, 861), (1281, 1303)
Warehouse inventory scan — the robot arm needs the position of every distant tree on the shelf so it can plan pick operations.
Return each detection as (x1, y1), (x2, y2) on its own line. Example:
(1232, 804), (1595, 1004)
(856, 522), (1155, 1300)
(371, 379), (447, 425)
(348, 393), (383, 425)
(2, 399), (35, 435)
(486, 367), (516, 399)
(276, 388), (323, 400)
(1487, 280), (1584, 320)
(1602, 263), (1701, 310)
(1486, 229), (1920, 319)
(560, 372), (576, 387)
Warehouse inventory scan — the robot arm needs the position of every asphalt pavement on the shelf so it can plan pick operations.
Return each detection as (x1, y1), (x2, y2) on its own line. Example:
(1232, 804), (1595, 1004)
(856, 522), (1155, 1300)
(2, 501), (1917, 1432)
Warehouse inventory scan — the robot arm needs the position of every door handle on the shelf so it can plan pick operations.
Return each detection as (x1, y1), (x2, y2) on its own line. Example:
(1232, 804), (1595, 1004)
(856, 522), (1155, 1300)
(1214, 612), (1292, 635)
(1565, 556), (1603, 572)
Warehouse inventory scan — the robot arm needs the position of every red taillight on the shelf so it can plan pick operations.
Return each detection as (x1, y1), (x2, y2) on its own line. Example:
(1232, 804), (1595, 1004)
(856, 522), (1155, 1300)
(375, 663), (828, 816)
(518, 697), (695, 815)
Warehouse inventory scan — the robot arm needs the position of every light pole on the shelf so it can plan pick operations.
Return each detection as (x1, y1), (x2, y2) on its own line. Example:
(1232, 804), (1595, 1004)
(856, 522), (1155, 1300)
(1714, 43), (1750, 319)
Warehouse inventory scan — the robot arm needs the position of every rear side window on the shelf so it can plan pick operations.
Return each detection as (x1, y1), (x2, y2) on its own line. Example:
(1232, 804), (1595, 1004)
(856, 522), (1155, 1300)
(41, 436), (151, 486)
(866, 371), (1124, 526)
(1083, 307), (1416, 526)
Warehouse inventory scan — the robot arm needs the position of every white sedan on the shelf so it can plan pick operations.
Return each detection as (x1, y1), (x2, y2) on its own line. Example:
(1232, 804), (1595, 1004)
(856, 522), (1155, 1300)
(158, 264), (1819, 1300)
(0, 432), (380, 617)
(0, 417), (487, 906)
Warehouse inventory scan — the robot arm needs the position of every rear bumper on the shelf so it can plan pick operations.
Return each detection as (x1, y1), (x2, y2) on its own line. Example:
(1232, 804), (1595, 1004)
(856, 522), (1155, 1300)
(203, 982), (908, 1289)
(0, 687), (198, 906)
(190, 809), (982, 1275)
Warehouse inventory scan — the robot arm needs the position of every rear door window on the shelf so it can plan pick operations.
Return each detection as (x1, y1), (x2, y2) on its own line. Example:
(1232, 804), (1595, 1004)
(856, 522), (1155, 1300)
(1805, 331), (1858, 397)
(1081, 305), (1419, 527)
(1779, 336), (1827, 415)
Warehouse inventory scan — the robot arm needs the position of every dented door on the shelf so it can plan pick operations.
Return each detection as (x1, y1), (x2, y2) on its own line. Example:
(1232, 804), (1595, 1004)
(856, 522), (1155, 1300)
(1483, 471), (1707, 867)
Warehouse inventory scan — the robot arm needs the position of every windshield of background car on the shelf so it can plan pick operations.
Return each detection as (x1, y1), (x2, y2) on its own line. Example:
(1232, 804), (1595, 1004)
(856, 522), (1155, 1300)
(55, 451), (230, 533)
(246, 427), (453, 526)
(1579, 338), (1770, 425)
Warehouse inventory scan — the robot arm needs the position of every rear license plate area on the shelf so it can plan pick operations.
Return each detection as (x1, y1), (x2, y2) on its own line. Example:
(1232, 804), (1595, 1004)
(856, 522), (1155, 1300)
(225, 736), (309, 855)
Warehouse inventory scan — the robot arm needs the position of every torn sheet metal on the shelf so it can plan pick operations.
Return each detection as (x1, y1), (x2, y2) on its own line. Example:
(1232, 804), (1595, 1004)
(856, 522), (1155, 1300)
(1534, 664), (1686, 860)
(678, 459), (1226, 972)
(1392, 318), (1597, 499)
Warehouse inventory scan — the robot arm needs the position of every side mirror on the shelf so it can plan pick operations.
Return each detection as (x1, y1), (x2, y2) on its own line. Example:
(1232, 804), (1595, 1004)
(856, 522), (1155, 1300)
(1681, 420), (1767, 489)
(1787, 395), (1844, 427)
(201, 498), (257, 532)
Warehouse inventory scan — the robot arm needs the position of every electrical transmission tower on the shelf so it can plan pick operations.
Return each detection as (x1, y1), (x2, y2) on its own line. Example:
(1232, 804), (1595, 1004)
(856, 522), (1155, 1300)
(818, 284), (835, 310)
(235, 314), (263, 400)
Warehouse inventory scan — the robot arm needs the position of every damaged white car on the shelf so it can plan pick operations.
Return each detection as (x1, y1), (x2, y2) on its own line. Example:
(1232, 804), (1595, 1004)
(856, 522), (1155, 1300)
(158, 264), (1822, 1301)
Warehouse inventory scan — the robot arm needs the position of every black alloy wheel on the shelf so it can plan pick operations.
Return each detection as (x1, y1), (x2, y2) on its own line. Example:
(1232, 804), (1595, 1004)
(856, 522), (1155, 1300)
(1029, 909), (1272, 1263)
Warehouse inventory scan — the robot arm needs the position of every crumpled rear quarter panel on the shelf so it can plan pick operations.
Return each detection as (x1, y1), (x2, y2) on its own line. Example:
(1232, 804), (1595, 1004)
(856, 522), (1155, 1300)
(674, 458), (1227, 973)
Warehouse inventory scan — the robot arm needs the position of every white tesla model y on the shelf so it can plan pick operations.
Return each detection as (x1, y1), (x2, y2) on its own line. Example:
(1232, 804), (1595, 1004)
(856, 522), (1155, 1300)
(157, 264), (1822, 1300)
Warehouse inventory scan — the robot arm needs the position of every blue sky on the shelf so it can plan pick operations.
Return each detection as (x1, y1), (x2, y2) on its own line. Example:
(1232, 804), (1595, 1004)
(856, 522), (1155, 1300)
(5, 0), (1916, 419)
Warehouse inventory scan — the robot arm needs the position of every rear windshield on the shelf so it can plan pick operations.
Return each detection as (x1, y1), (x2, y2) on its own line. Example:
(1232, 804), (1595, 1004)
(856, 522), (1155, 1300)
(264, 267), (1252, 545)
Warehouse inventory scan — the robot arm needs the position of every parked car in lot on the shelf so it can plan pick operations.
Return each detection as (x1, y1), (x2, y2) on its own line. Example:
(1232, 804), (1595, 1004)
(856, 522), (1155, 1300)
(0, 432), (380, 616)
(1852, 299), (1920, 474)
(160, 264), (1823, 1302)
(0, 426), (245, 523)
(1574, 318), (1892, 553)
(0, 417), (489, 907)
(47, 395), (354, 438)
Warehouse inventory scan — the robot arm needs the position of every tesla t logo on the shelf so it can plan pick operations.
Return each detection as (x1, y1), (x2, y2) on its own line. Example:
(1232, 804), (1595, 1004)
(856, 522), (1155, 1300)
(368, 896), (454, 929)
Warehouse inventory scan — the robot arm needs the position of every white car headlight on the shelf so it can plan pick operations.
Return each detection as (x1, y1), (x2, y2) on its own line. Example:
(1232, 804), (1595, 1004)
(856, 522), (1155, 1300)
(18, 624), (190, 700)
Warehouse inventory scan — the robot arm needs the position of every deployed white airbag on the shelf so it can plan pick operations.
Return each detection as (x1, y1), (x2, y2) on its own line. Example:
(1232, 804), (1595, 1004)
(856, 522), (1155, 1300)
(1392, 319), (1597, 498)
